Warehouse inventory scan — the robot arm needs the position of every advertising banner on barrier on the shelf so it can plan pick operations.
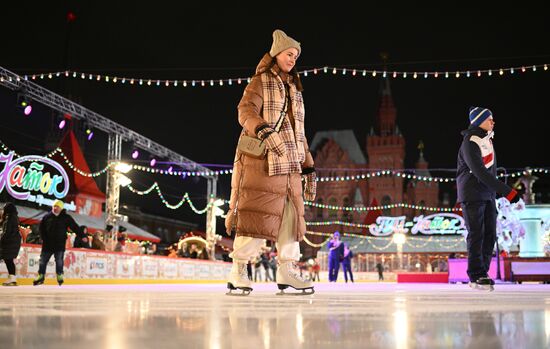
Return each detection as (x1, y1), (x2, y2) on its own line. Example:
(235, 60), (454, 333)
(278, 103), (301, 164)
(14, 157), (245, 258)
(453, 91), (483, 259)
(4, 246), (232, 282)
(116, 258), (136, 277)
(162, 262), (178, 278)
(86, 256), (109, 275)
(142, 258), (159, 277)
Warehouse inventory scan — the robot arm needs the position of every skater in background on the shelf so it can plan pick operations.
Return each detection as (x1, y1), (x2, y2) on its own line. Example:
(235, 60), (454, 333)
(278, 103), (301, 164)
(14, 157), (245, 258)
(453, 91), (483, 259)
(376, 262), (384, 281)
(225, 29), (316, 295)
(327, 231), (344, 282)
(308, 258), (320, 282)
(253, 255), (262, 282)
(341, 243), (354, 283)
(456, 107), (520, 291)
(33, 200), (84, 286)
(260, 251), (273, 281)
(0, 203), (21, 286)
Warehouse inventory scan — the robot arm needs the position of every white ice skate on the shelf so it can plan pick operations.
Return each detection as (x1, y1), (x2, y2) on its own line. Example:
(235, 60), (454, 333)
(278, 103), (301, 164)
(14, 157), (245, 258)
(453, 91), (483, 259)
(276, 261), (315, 296)
(226, 262), (253, 296)
(2, 275), (17, 286)
(469, 276), (495, 292)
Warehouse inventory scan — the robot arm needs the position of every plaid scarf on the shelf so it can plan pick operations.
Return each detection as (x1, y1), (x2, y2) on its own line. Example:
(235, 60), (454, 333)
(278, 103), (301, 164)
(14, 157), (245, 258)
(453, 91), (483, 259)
(261, 69), (306, 176)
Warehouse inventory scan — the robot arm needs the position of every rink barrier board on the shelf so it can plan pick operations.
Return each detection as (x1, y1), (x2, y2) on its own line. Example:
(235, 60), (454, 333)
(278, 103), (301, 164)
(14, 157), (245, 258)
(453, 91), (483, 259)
(5, 278), (228, 286)
(450, 257), (550, 283)
(397, 272), (449, 283)
(0, 245), (232, 282)
(1, 246), (410, 284)
(505, 257), (550, 283)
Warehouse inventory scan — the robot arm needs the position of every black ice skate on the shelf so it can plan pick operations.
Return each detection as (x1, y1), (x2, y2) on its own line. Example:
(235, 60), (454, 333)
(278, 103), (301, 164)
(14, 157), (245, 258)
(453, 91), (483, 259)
(276, 261), (315, 296)
(469, 276), (494, 292)
(57, 274), (64, 286)
(226, 262), (253, 296)
(33, 274), (45, 286)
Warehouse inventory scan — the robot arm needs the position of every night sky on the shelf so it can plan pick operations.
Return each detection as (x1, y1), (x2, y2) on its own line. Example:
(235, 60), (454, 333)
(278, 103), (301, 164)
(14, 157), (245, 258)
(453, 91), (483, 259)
(1, 2), (549, 228)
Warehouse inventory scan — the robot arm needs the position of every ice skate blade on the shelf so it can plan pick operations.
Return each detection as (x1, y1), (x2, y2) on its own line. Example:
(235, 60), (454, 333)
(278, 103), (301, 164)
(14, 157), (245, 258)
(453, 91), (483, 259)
(2, 282), (17, 286)
(226, 282), (252, 296)
(276, 284), (315, 296)
(469, 282), (494, 292)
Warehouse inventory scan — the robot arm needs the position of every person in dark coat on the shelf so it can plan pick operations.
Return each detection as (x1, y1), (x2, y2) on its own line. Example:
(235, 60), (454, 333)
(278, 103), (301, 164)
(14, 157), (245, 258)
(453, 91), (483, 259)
(341, 243), (354, 283)
(1, 203), (21, 286)
(33, 200), (84, 286)
(73, 225), (91, 248)
(457, 107), (520, 290)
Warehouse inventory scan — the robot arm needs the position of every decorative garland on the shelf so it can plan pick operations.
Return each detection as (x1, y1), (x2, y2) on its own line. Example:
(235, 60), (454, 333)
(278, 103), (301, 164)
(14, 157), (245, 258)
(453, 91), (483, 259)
(23, 63), (549, 89)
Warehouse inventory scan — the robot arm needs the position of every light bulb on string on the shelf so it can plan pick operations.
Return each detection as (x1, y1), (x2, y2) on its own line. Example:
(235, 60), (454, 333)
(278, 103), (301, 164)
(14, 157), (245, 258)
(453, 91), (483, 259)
(86, 128), (94, 141)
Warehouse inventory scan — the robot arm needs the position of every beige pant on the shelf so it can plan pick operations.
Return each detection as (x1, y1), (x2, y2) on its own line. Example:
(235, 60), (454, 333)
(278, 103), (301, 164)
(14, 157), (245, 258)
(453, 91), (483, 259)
(229, 198), (300, 263)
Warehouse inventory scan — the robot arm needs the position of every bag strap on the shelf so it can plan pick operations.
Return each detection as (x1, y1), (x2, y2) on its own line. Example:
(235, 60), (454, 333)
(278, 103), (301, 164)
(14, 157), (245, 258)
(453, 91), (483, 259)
(240, 81), (289, 136)
(273, 85), (288, 133)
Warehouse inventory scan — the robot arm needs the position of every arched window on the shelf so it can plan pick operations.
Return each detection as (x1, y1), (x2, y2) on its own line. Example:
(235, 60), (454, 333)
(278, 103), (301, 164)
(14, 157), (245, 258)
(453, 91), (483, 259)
(342, 197), (351, 222)
(419, 200), (426, 215)
(381, 195), (392, 216)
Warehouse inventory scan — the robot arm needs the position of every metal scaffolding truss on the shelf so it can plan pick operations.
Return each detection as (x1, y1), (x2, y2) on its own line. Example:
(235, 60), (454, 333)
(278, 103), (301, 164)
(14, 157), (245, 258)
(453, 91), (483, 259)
(0, 65), (215, 178)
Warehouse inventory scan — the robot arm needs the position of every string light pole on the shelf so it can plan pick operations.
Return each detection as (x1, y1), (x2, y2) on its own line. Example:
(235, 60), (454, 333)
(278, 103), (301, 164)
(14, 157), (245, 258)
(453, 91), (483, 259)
(105, 134), (133, 244)
(393, 232), (407, 270)
(205, 194), (224, 261)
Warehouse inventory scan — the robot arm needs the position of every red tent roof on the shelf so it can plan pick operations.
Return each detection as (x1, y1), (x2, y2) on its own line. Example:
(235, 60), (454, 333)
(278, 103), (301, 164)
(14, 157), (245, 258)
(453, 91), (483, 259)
(362, 197), (382, 234)
(55, 130), (105, 200)
(364, 197), (382, 225)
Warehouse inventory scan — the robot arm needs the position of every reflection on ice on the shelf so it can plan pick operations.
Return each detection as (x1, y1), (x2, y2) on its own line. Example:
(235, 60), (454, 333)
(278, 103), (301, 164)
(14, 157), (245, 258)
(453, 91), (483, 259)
(0, 283), (549, 349)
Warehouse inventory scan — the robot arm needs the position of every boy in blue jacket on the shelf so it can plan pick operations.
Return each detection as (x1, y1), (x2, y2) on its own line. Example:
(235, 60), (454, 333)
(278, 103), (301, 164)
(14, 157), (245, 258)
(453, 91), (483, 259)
(457, 107), (520, 291)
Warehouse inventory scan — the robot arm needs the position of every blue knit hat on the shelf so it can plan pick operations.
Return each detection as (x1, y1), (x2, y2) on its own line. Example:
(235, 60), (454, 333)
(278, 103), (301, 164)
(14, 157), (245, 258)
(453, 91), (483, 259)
(469, 106), (493, 126)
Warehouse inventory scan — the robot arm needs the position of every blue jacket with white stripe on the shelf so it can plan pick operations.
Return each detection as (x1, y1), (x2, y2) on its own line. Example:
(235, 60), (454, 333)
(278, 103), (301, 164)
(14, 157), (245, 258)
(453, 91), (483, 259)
(456, 126), (513, 203)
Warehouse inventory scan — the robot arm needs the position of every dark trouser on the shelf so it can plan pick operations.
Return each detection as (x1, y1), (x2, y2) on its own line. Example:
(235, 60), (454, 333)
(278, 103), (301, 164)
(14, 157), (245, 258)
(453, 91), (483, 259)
(3, 259), (16, 275)
(309, 271), (319, 281)
(254, 266), (261, 282)
(263, 266), (273, 281)
(271, 267), (277, 282)
(461, 200), (497, 282)
(38, 250), (65, 275)
(246, 262), (252, 280)
(342, 262), (354, 282)
(378, 271), (383, 280)
(328, 257), (340, 282)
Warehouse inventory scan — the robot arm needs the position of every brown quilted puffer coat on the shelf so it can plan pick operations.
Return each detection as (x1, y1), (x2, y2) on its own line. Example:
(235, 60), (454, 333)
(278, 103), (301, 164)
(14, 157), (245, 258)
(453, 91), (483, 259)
(225, 53), (314, 241)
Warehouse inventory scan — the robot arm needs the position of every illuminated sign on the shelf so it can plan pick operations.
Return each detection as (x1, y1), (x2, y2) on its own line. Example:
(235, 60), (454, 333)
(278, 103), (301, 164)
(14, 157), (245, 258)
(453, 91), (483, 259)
(0, 151), (75, 210)
(369, 213), (466, 236)
(411, 213), (466, 235)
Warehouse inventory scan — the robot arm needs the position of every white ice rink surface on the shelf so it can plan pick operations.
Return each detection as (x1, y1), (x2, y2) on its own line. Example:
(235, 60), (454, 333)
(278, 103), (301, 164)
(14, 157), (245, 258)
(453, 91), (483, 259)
(1, 282), (549, 349)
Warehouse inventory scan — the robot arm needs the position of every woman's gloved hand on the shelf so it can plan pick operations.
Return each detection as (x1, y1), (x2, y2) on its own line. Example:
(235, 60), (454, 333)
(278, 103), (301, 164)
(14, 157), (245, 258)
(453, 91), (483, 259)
(257, 126), (286, 157)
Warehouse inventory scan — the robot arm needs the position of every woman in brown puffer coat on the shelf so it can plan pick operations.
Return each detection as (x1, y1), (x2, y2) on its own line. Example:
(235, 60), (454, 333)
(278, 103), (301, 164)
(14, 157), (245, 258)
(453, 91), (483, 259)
(225, 29), (316, 295)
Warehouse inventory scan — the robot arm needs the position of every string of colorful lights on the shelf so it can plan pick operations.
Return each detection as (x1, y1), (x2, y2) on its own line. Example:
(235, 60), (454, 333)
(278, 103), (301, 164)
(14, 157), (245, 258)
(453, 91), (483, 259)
(21, 62), (549, 89)
(2, 139), (548, 184)
(305, 200), (460, 212)
(126, 182), (223, 213)
(304, 231), (465, 250)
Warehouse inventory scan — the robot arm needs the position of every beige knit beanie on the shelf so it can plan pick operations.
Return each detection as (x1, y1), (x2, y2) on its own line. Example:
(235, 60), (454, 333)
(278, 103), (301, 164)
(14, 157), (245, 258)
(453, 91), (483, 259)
(269, 29), (301, 58)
